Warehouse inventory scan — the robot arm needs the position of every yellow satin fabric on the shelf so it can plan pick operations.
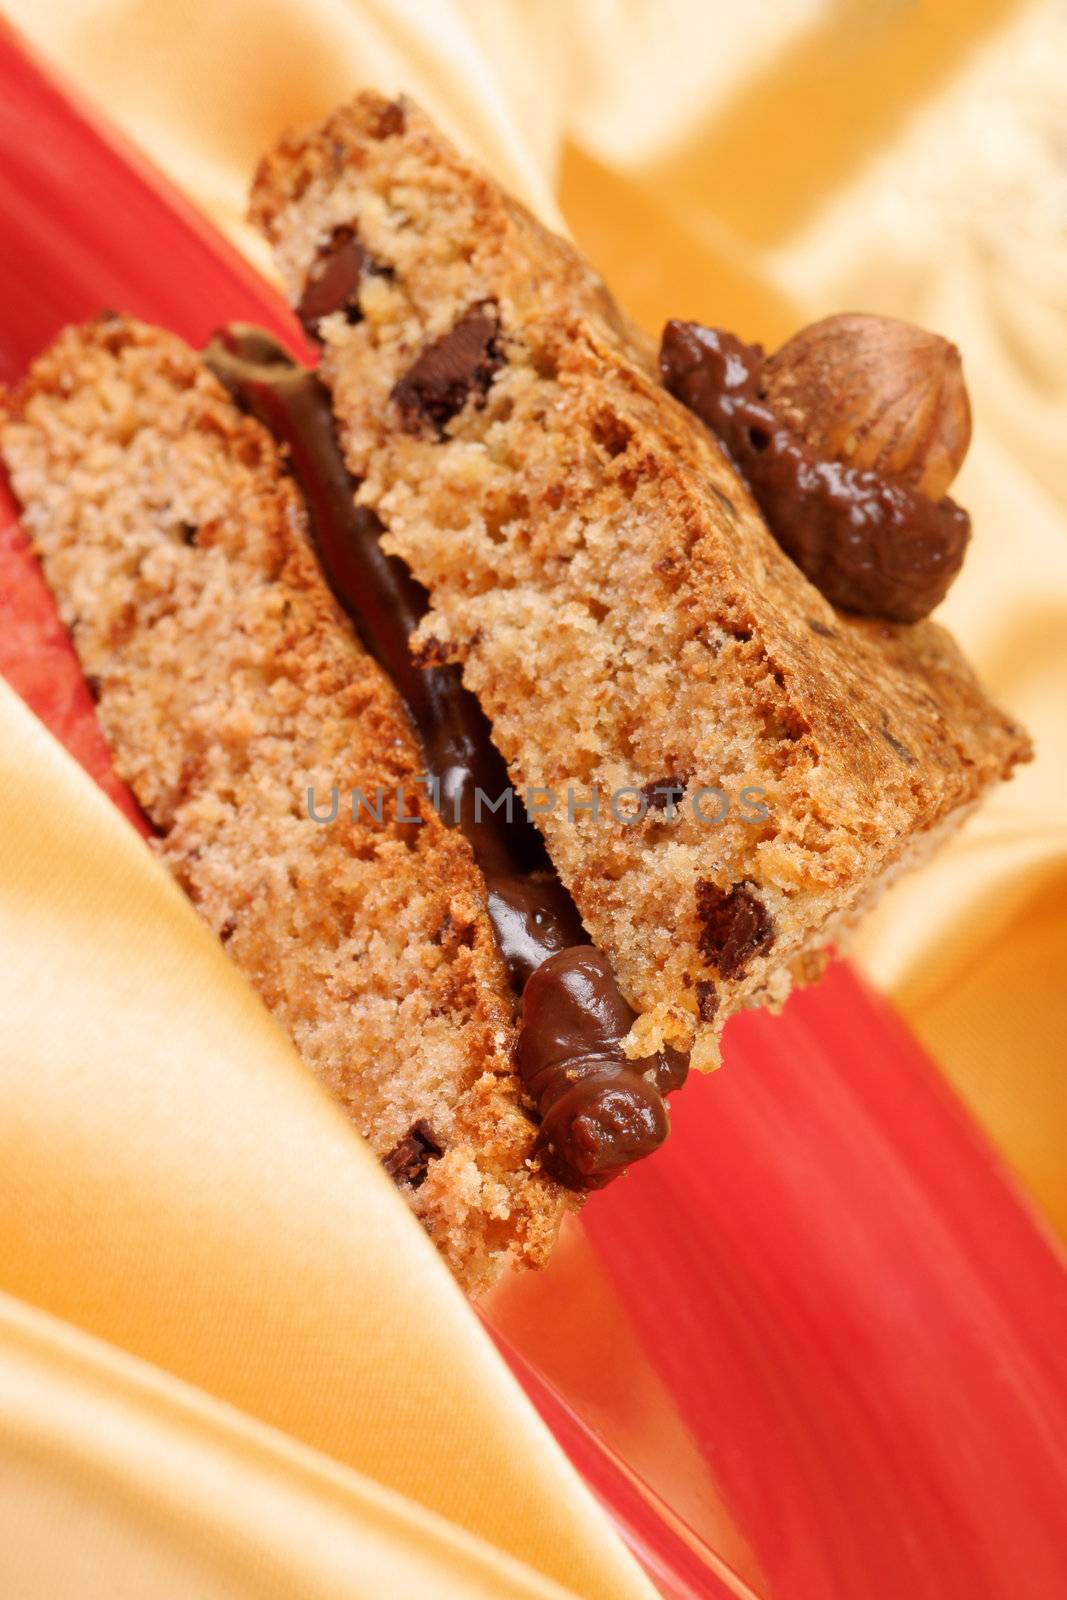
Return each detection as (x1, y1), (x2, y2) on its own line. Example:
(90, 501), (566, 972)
(0, 681), (657, 1599)
(1, 1), (1065, 1594)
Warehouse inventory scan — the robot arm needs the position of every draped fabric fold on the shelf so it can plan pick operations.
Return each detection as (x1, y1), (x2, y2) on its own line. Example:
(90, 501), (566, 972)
(0, 681), (655, 1598)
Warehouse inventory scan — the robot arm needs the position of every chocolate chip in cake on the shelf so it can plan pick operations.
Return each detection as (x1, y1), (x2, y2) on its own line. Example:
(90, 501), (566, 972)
(807, 617), (837, 639)
(695, 979), (719, 1022)
(298, 228), (391, 337)
(695, 879), (774, 978)
(391, 303), (503, 437)
(642, 774), (689, 812)
(382, 1118), (444, 1188)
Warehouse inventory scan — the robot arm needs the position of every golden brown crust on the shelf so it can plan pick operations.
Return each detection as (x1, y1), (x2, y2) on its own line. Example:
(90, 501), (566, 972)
(252, 91), (1031, 1065)
(0, 313), (571, 1292)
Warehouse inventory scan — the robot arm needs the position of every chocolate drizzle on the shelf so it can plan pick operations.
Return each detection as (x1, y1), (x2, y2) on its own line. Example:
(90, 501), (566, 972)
(203, 325), (687, 1190)
(519, 949), (688, 1190)
(659, 320), (970, 623)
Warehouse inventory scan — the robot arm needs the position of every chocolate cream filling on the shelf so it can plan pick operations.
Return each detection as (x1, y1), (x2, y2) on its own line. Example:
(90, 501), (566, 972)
(660, 320), (970, 624)
(203, 326), (688, 1191)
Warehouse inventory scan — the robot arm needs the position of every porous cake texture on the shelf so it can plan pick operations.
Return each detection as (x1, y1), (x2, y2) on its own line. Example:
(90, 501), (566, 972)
(0, 316), (570, 1292)
(252, 92), (1031, 1067)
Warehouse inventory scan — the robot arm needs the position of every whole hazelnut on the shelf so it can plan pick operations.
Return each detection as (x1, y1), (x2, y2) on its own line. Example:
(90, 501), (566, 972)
(762, 312), (972, 501)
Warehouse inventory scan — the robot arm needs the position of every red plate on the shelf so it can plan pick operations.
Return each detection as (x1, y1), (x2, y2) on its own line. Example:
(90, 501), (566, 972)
(2, 22), (1066, 1598)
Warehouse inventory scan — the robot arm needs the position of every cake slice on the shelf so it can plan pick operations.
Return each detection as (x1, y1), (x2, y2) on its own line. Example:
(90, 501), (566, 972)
(251, 92), (1030, 1068)
(0, 315), (570, 1293)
